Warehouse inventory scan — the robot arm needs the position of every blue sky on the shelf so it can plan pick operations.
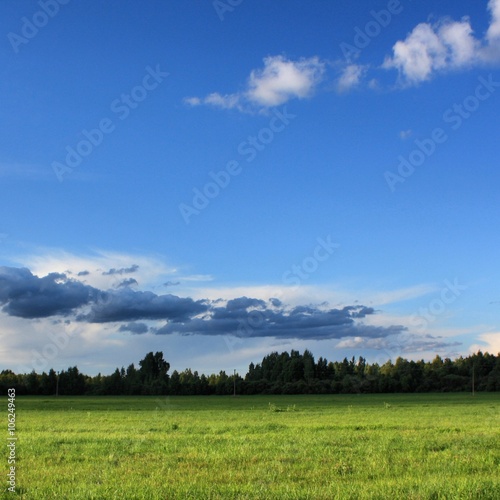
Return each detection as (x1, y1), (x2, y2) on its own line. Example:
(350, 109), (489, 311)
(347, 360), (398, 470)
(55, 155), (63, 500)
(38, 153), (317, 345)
(1, 0), (499, 376)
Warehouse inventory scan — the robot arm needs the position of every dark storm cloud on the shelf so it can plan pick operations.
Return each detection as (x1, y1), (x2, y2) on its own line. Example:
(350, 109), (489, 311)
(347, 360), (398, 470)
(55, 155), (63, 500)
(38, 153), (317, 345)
(102, 264), (139, 276)
(116, 278), (138, 288)
(206, 296), (267, 322)
(0, 266), (96, 318)
(0, 266), (407, 341)
(79, 289), (209, 323)
(164, 281), (180, 287)
(348, 306), (375, 318)
(156, 300), (407, 341)
(118, 322), (149, 334)
(0, 266), (207, 323)
(225, 296), (266, 311)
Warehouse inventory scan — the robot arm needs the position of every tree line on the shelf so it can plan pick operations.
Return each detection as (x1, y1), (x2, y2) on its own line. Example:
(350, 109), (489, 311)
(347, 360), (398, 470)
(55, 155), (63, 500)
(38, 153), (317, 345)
(1, 349), (499, 396)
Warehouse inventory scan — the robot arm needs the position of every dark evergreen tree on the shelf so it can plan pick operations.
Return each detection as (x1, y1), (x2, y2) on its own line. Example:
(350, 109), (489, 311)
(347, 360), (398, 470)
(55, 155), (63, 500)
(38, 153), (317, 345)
(4, 349), (500, 396)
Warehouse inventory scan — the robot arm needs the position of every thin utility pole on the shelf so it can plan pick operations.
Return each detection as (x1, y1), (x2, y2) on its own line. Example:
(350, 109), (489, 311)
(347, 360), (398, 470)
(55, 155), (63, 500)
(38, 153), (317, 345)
(56, 371), (59, 397)
(472, 364), (475, 397)
(233, 369), (236, 397)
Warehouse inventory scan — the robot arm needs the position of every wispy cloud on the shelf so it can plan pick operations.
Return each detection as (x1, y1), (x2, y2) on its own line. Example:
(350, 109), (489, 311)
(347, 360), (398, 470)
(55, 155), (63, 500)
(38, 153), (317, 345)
(163, 281), (180, 287)
(102, 264), (139, 276)
(0, 162), (52, 180)
(185, 55), (325, 112)
(177, 274), (214, 282)
(399, 129), (412, 140)
(336, 334), (460, 354)
(336, 64), (367, 92)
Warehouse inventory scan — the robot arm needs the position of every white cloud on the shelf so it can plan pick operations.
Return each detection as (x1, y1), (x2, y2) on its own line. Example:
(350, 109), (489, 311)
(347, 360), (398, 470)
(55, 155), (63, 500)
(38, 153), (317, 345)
(487, 0), (500, 42)
(0, 311), (175, 376)
(383, 20), (477, 85)
(383, 1), (500, 85)
(205, 92), (241, 109)
(185, 55), (325, 111)
(246, 55), (324, 106)
(471, 331), (500, 354)
(183, 96), (201, 106)
(184, 93), (241, 110)
(336, 64), (366, 92)
(483, 0), (500, 61)
(0, 313), (114, 374)
(439, 19), (479, 67)
(336, 333), (462, 363)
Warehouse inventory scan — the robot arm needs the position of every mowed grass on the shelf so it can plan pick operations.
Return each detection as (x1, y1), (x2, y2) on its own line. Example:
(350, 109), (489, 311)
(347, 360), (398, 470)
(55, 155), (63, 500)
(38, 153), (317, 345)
(9, 393), (500, 499)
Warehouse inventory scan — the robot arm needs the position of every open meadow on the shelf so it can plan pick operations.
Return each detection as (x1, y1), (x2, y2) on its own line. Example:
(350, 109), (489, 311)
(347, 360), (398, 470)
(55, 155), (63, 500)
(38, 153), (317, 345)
(9, 393), (500, 499)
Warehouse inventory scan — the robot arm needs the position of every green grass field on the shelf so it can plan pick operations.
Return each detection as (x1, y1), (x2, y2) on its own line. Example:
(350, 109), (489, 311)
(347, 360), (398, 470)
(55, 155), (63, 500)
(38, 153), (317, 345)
(8, 393), (500, 499)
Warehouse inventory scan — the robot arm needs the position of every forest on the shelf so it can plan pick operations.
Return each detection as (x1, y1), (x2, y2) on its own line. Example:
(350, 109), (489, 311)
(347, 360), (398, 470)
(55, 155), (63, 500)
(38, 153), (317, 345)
(1, 350), (499, 396)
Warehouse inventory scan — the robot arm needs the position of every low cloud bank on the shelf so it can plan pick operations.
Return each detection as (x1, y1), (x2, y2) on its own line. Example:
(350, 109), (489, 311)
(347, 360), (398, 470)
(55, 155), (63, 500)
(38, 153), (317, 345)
(0, 266), (407, 341)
